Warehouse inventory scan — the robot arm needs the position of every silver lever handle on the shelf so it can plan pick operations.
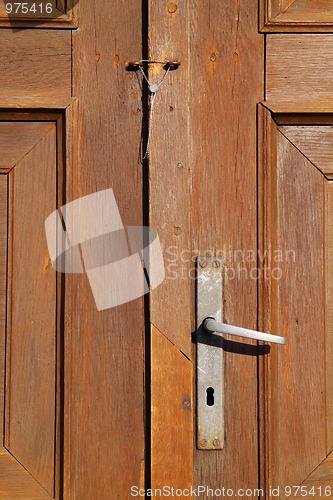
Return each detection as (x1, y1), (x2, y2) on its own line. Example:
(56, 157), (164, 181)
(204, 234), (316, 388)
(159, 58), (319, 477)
(203, 318), (287, 345)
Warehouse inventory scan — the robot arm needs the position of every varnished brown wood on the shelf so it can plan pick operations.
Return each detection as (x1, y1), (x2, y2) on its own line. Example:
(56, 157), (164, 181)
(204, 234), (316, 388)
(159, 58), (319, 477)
(279, 126), (333, 179)
(149, 0), (192, 359)
(267, 36), (333, 105)
(6, 127), (57, 496)
(151, 324), (193, 489)
(0, 448), (52, 499)
(0, 30), (71, 98)
(0, 177), (7, 448)
(261, 0), (333, 31)
(64, 1), (145, 497)
(191, 0), (263, 493)
(0, 122), (55, 172)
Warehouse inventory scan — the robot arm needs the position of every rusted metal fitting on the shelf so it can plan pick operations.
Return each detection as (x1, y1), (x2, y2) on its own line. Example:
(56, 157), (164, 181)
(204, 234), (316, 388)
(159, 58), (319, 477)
(125, 59), (181, 71)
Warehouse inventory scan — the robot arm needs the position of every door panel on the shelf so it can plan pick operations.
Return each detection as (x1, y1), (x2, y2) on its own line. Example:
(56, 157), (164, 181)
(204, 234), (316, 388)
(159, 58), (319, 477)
(0, 119), (61, 498)
(148, 0), (193, 489)
(6, 127), (57, 495)
(259, 107), (333, 493)
(279, 126), (333, 178)
(261, 0), (333, 32)
(0, 1), (333, 498)
(0, 30), (71, 98)
(266, 35), (333, 106)
(147, 0), (264, 493)
(294, 453), (333, 498)
(191, 0), (263, 492)
(66, 1), (145, 498)
(0, 448), (52, 499)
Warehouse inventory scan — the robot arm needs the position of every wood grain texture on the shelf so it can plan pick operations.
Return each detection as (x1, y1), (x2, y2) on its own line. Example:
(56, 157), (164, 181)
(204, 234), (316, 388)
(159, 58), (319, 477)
(266, 0), (281, 19)
(65, 1), (145, 497)
(272, 110), (333, 124)
(0, 98), (75, 109)
(266, 36), (333, 105)
(279, 126), (333, 178)
(281, 0), (296, 11)
(0, 30), (71, 98)
(326, 183), (333, 449)
(275, 130), (327, 485)
(261, 0), (333, 31)
(259, 110), (330, 492)
(294, 453), (333, 495)
(280, 0), (333, 21)
(0, 122), (55, 172)
(0, 448), (52, 499)
(5, 127), (57, 496)
(258, 104), (279, 492)
(57, 0), (66, 14)
(148, 0), (192, 358)
(263, 102), (333, 116)
(0, 177), (7, 448)
(151, 325), (193, 489)
(189, 0), (263, 494)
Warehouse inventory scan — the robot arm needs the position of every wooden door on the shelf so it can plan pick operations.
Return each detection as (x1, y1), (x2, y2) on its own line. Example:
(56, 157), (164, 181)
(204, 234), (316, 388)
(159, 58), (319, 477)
(149, 0), (333, 498)
(0, 2), (145, 499)
(0, 1), (333, 499)
(259, 106), (333, 498)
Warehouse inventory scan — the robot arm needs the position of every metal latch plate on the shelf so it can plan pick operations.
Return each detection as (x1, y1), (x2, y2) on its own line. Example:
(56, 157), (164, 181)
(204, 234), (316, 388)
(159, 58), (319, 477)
(196, 257), (224, 450)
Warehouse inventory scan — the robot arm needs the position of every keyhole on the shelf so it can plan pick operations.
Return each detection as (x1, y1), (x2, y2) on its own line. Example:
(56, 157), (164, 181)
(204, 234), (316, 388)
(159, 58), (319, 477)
(206, 387), (215, 406)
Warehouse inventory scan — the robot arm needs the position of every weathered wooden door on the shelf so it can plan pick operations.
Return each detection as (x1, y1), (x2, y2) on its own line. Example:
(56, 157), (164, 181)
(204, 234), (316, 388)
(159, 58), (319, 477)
(258, 2), (333, 494)
(148, 2), (333, 498)
(0, 1), (333, 499)
(0, 2), (145, 498)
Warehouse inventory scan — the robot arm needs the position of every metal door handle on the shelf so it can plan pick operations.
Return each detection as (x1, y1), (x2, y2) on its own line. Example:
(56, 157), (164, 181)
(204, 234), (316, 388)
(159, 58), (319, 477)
(203, 318), (287, 345)
(196, 257), (287, 450)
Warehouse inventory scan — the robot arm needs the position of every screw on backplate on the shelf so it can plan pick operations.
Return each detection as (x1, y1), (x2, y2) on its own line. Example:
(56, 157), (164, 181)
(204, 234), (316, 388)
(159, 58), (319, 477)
(213, 439), (220, 447)
(213, 261), (220, 268)
(182, 399), (191, 409)
(199, 439), (207, 447)
(199, 260), (207, 268)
